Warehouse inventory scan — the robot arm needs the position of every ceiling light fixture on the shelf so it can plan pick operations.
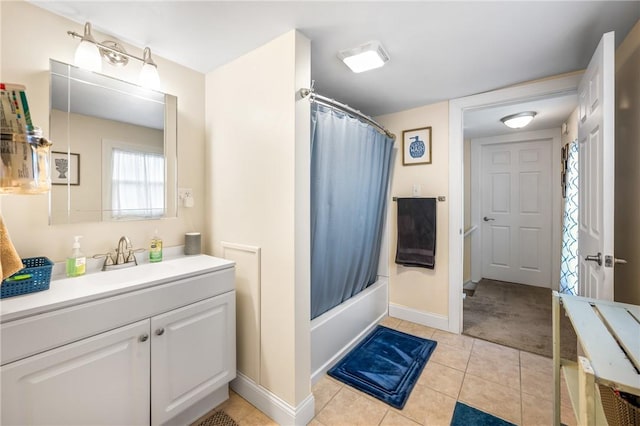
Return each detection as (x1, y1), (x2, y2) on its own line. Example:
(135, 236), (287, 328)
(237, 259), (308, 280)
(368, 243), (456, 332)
(68, 22), (161, 90)
(338, 40), (389, 73)
(500, 111), (537, 129)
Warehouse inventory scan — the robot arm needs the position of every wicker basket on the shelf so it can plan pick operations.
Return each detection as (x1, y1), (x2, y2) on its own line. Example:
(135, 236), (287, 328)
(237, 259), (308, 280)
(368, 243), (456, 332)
(1, 257), (53, 299)
(599, 384), (640, 426)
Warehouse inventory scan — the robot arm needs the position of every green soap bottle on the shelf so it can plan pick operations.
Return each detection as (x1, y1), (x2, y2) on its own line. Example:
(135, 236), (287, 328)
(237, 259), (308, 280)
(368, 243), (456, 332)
(149, 230), (163, 263)
(66, 235), (86, 277)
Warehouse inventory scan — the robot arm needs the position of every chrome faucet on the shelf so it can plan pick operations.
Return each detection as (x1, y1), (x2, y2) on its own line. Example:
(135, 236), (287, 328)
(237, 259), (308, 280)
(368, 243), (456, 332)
(94, 236), (142, 271)
(116, 236), (132, 265)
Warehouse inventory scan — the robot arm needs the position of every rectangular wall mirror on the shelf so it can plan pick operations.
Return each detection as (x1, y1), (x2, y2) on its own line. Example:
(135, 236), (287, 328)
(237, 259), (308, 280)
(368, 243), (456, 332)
(49, 59), (177, 225)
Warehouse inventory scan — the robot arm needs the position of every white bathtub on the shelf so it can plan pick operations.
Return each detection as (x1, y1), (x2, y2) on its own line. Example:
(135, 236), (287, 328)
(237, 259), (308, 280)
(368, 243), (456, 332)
(310, 277), (389, 384)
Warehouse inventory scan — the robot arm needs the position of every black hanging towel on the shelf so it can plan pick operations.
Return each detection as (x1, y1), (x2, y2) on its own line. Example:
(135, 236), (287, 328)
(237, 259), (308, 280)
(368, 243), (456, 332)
(395, 198), (436, 269)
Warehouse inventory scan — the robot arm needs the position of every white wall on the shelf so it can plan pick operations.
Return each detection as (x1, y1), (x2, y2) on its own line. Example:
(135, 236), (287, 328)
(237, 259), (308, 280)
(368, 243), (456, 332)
(561, 108), (579, 145)
(614, 19), (640, 305)
(205, 29), (311, 413)
(463, 138), (472, 283)
(377, 101), (451, 324)
(0, 1), (205, 260)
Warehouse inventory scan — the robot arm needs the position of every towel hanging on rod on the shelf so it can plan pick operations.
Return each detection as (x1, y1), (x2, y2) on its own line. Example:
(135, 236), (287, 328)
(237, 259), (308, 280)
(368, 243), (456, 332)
(395, 197), (437, 269)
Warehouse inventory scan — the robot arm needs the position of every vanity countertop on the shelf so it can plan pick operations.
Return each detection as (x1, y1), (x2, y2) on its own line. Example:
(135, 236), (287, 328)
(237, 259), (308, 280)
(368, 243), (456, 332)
(0, 254), (234, 323)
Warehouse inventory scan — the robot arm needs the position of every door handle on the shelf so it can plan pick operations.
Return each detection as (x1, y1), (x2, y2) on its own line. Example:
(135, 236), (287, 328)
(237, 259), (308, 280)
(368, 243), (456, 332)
(139, 333), (149, 343)
(585, 252), (602, 266)
(483, 216), (495, 222)
(155, 328), (165, 336)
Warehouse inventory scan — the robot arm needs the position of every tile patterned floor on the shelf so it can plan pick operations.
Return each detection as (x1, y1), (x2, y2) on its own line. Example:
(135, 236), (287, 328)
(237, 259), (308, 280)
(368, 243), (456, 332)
(211, 317), (577, 425)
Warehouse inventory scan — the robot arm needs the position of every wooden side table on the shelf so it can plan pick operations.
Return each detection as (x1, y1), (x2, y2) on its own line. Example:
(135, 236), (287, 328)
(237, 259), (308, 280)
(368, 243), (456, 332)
(552, 292), (640, 425)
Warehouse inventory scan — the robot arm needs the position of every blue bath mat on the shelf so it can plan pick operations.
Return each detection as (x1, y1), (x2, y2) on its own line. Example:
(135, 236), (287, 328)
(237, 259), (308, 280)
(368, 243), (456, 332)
(327, 325), (436, 409)
(450, 402), (516, 426)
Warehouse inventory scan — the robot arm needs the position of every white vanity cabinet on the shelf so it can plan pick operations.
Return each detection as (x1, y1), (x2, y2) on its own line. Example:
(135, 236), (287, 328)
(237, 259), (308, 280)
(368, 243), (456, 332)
(151, 291), (235, 425)
(0, 255), (235, 426)
(1, 319), (152, 426)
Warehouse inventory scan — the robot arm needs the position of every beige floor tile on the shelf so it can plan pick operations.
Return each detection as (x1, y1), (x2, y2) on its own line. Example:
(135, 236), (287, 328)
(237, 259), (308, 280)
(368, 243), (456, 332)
(522, 391), (553, 426)
(465, 351), (521, 391)
(472, 339), (520, 366)
(459, 374), (521, 424)
(418, 360), (464, 398)
(520, 350), (552, 374)
(521, 365), (553, 401)
(307, 419), (326, 426)
(397, 320), (437, 339)
(315, 387), (388, 426)
(215, 391), (258, 422)
(312, 376), (342, 415)
(432, 330), (474, 351)
(430, 342), (471, 371)
(393, 385), (456, 426)
(237, 409), (278, 426)
(380, 410), (421, 426)
(380, 316), (402, 329)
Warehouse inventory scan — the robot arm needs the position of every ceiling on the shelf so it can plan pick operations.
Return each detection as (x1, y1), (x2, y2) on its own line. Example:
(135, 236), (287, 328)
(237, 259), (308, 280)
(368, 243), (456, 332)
(31, 1), (639, 136)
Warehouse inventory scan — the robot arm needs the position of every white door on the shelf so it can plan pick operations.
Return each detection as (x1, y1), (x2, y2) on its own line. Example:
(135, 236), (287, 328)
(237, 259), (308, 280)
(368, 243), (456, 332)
(481, 139), (552, 287)
(1, 320), (150, 426)
(578, 31), (615, 300)
(151, 292), (236, 426)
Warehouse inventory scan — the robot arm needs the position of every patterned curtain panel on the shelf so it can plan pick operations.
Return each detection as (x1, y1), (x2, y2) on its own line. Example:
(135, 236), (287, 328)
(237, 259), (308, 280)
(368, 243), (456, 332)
(560, 141), (579, 295)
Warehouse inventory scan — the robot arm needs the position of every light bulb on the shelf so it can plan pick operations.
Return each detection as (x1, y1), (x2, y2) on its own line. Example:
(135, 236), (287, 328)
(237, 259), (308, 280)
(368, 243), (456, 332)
(74, 40), (102, 72)
(139, 47), (161, 90)
(140, 63), (160, 90)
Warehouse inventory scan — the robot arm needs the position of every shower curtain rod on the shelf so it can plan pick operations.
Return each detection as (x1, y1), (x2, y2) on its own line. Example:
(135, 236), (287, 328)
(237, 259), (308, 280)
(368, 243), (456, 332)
(300, 88), (396, 140)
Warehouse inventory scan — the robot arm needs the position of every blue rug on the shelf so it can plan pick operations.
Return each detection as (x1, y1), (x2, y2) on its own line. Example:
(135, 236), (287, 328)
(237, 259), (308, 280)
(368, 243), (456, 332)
(327, 325), (437, 409)
(450, 402), (516, 426)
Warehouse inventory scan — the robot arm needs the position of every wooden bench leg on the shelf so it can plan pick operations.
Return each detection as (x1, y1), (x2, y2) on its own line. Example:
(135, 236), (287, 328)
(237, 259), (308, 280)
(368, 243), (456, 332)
(578, 356), (596, 426)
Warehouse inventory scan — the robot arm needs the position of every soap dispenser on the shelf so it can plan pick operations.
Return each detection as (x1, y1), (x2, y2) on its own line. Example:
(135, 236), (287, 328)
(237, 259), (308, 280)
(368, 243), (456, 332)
(66, 235), (86, 277)
(149, 230), (163, 263)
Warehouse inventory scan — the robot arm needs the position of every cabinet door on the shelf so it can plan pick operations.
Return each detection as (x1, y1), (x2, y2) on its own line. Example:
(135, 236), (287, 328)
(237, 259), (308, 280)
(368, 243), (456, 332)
(151, 291), (236, 425)
(1, 319), (150, 426)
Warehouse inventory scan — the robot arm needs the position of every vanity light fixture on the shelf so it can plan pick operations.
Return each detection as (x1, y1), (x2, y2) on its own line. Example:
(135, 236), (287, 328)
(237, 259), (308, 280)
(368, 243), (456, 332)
(68, 22), (161, 90)
(500, 111), (537, 129)
(73, 22), (102, 73)
(139, 48), (161, 90)
(338, 40), (390, 73)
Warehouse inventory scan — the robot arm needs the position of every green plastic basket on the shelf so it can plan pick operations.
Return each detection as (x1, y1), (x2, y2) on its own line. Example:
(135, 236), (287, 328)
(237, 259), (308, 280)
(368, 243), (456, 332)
(1, 257), (53, 299)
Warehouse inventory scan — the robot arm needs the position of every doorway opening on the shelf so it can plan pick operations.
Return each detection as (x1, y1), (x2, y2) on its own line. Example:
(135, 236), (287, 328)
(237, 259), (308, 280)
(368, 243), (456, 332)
(449, 73), (581, 333)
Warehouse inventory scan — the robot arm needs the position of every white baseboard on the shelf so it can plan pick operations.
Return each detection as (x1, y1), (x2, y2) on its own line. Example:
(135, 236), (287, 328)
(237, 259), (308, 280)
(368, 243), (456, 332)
(389, 303), (449, 331)
(231, 372), (314, 426)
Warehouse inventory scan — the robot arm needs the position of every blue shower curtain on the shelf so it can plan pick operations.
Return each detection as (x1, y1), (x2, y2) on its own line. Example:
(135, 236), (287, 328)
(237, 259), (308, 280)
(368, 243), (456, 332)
(310, 103), (394, 319)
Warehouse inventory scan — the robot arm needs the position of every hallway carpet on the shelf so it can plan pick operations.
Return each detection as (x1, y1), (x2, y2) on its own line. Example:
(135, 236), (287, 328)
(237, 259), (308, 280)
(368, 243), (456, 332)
(463, 279), (577, 359)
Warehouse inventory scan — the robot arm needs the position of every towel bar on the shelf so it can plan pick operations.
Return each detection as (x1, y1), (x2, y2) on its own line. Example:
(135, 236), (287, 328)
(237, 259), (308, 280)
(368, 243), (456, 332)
(392, 196), (446, 202)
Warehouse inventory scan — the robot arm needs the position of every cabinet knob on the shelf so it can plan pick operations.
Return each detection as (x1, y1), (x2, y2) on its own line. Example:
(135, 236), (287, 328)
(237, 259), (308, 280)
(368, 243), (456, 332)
(139, 333), (149, 342)
(155, 328), (165, 336)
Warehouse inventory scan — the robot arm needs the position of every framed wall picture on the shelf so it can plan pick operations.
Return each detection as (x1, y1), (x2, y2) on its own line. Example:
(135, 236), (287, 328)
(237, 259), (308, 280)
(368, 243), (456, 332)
(402, 126), (432, 165)
(51, 151), (80, 185)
